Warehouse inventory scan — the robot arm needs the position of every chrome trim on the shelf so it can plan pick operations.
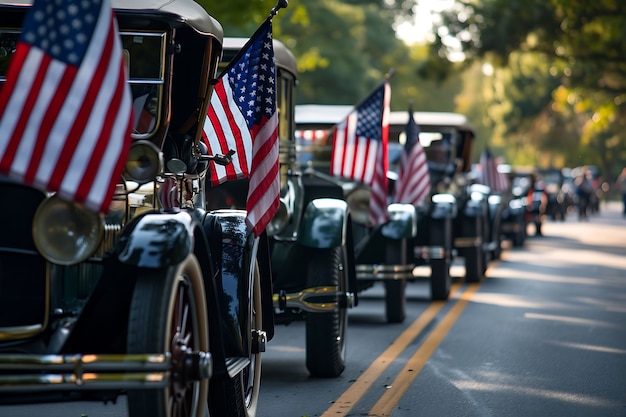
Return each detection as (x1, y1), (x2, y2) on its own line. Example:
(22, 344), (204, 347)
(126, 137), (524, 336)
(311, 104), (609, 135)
(454, 236), (483, 248)
(414, 245), (445, 260)
(273, 286), (355, 312)
(355, 264), (415, 280)
(0, 353), (178, 392)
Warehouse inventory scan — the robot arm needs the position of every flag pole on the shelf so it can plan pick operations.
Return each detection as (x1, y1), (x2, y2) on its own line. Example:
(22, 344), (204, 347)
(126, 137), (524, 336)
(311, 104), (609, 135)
(215, 0), (288, 79)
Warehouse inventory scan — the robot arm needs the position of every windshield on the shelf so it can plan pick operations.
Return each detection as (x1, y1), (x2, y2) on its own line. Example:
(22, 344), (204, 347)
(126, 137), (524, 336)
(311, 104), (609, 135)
(0, 30), (166, 138)
(121, 31), (166, 138)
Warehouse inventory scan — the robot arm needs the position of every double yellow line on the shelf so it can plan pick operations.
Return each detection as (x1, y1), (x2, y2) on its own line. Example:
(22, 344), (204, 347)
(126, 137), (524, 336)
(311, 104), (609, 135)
(321, 281), (481, 417)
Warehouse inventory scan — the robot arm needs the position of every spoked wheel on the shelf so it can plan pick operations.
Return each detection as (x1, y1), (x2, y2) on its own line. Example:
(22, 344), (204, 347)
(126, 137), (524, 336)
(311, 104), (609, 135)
(305, 246), (349, 378)
(209, 260), (262, 417)
(127, 254), (209, 417)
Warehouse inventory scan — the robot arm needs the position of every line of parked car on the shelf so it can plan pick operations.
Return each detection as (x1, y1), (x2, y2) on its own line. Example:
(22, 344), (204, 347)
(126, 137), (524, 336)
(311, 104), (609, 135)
(0, 1), (586, 416)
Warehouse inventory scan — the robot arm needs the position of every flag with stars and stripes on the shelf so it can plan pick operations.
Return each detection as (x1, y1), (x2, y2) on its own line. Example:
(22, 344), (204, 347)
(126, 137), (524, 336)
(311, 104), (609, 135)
(393, 109), (431, 207)
(478, 147), (509, 192)
(0, 0), (133, 214)
(203, 21), (279, 237)
(331, 81), (390, 226)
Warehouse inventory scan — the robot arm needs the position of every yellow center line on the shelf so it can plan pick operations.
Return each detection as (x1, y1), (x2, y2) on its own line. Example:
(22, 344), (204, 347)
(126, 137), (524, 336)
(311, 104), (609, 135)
(369, 283), (481, 416)
(320, 282), (463, 417)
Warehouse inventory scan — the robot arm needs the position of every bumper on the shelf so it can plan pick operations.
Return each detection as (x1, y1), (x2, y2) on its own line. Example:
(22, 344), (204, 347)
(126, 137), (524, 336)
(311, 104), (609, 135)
(0, 351), (211, 393)
(355, 263), (415, 281)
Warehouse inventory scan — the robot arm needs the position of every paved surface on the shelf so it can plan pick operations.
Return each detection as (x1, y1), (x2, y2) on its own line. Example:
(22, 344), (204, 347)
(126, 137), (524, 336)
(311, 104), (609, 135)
(3, 201), (625, 417)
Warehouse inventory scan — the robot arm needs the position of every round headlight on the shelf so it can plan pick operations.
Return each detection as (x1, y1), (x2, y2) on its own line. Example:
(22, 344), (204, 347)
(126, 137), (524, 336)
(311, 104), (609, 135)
(33, 196), (104, 265)
(124, 140), (163, 183)
(266, 199), (289, 236)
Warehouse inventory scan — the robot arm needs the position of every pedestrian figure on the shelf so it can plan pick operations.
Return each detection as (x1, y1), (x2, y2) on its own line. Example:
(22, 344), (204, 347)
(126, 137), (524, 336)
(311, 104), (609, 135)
(575, 167), (593, 221)
(616, 167), (626, 218)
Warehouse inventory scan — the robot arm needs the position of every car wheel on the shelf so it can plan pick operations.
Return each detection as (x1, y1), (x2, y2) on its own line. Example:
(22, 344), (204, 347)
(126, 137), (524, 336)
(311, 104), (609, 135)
(127, 254), (209, 417)
(512, 216), (526, 247)
(210, 259), (262, 417)
(385, 278), (407, 323)
(430, 258), (451, 300)
(305, 246), (348, 378)
(384, 239), (407, 323)
(465, 245), (485, 283)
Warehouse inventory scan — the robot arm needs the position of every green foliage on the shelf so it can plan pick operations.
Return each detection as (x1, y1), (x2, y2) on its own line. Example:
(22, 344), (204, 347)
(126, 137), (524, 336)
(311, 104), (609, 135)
(198, 0), (276, 34)
(272, 0), (460, 111)
(430, 0), (626, 180)
(201, 0), (461, 114)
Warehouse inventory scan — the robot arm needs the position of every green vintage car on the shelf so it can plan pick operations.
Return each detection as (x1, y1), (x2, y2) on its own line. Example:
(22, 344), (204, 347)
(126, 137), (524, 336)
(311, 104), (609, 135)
(205, 38), (357, 378)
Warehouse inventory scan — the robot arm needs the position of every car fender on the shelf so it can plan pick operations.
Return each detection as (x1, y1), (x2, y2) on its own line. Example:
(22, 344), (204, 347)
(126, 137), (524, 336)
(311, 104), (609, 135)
(203, 209), (258, 358)
(117, 210), (194, 268)
(381, 203), (418, 239)
(299, 198), (349, 248)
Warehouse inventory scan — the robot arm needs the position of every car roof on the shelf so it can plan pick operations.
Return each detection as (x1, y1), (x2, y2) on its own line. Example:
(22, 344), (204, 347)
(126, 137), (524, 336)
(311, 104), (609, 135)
(295, 105), (474, 133)
(223, 37), (297, 76)
(0, 0), (223, 40)
(389, 111), (473, 132)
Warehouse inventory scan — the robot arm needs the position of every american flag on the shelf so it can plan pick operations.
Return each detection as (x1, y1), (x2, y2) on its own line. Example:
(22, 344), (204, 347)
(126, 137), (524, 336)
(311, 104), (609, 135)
(0, 0), (133, 213)
(203, 21), (279, 237)
(394, 109), (431, 206)
(479, 147), (509, 192)
(331, 81), (390, 225)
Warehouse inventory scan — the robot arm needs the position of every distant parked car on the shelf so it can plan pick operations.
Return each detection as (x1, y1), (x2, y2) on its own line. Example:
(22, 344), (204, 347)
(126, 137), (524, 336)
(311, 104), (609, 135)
(539, 168), (570, 221)
(296, 107), (492, 309)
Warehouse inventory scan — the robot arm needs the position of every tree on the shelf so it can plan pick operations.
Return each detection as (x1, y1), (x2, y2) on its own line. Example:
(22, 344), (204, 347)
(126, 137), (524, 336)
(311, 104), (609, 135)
(429, 0), (626, 180)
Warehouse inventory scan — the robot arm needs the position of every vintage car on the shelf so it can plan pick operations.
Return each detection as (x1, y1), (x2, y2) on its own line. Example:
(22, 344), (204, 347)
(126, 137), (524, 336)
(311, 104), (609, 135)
(510, 167), (546, 237)
(0, 1), (274, 417)
(204, 39), (357, 378)
(498, 164), (529, 247)
(539, 167), (573, 221)
(296, 107), (491, 312)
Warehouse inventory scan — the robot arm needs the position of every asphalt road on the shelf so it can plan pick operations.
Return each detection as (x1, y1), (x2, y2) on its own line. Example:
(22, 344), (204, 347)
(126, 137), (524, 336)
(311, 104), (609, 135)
(3, 201), (626, 417)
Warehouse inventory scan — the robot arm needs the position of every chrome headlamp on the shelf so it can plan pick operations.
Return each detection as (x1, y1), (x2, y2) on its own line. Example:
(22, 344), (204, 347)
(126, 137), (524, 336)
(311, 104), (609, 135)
(124, 140), (163, 184)
(266, 199), (290, 236)
(33, 196), (104, 265)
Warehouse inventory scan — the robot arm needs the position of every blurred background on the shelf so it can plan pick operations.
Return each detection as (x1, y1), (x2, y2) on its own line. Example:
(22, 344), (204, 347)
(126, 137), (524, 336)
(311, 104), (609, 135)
(202, 0), (625, 194)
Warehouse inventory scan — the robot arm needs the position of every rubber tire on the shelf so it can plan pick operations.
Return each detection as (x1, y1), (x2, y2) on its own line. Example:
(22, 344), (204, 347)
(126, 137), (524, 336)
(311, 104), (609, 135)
(305, 246), (348, 378)
(127, 254), (209, 417)
(465, 245), (485, 283)
(512, 216), (526, 247)
(385, 278), (406, 323)
(430, 258), (451, 300)
(209, 260), (262, 417)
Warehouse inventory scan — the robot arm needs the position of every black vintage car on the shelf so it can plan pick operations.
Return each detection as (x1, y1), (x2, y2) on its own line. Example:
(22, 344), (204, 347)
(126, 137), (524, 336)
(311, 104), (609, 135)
(539, 167), (573, 221)
(205, 39), (357, 378)
(498, 164), (529, 247)
(0, 2), (274, 417)
(387, 111), (494, 287)
(295, 107), (491, 316)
